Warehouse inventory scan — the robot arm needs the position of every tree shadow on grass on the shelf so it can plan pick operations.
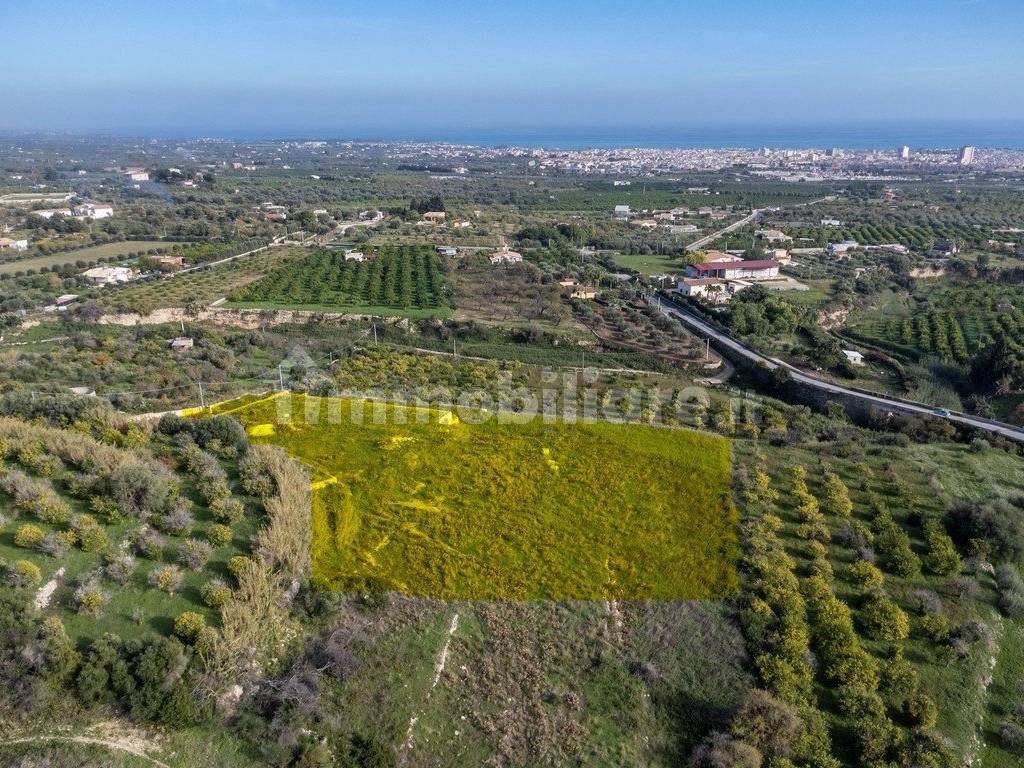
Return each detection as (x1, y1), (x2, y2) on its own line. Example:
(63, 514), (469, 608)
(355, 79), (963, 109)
(148, 613), (175, 636)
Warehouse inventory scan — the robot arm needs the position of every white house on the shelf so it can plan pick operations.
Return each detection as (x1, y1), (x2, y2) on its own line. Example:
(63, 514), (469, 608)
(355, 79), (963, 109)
(0, 237), (28, 251)
(613, 205), (631, 219)
(343, 251), (368, 262)
(436, 246), (458, 257)
(827, 240), (859, 256)
(842, 349), (865, 365)
(667, 224), (699, 234)
(678, 277), (726, 300)
(72, 202), (114, 219)
(755, 228), (793, 243)
(489, 247), (523, 265)
(123, 168), (149, 182)
(82, 266), (134, 285)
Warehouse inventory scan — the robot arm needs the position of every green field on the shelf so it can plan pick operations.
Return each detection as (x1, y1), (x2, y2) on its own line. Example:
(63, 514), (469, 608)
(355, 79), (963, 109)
(612, 251), (690, 274)
(101, 246), (306, 312)
(0, 241), (168, 275)
(211, 393), (738, 600)
(226, 245), (450, 318)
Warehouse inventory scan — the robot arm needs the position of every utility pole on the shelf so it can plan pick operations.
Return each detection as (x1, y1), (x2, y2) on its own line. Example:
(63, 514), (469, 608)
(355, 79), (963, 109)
(705, 338), (710, 362)
(198, 381), (205, 409)
(278, 364), (285, 391)
(453, 338), (457, 358)
(372, 323), (378, 344)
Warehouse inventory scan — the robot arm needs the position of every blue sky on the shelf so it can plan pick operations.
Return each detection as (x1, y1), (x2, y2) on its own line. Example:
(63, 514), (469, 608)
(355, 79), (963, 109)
(1, 0), (1022, 137)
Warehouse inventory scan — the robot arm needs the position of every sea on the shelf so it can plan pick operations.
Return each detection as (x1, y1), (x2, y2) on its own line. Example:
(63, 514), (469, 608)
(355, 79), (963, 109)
(21, 121), (1024, 150)
(375, 122), (1024, 150)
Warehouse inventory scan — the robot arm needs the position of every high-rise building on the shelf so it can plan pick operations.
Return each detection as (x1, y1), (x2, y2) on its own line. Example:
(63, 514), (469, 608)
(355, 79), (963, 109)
(899, 145), (910, 160)
(959, 145), (976, 165)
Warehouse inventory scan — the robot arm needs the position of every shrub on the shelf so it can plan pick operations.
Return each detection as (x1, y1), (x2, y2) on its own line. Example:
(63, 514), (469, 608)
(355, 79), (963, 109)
(71, 514), (109, 553)
(201, 578), (232, 608)
(227, 555), (252, 580)
(92, 464), (172, 518)
(1000, 721), (1024, 756)
(6, 559), (42, 589)
(103, 551), (137, 585)
(859, 591), (910, 642)
(904, 689), (938, 730)
(905, 587), (941, 614)
(239, 448), (277, 497)
(130, 527), (167, 560)
(194, 626), (219, 656)
(210, 496), (244, 525)
(14, 523), (45, 549)
(37, 531), (73, 558)
(207, 523), (233, 547)
(148, 564), (184, 594)
(872, 513), (920, 577)
(947, 499), (1024, 561)
(173, 611), (206, 643)
(730, 688), (800, 760)
(177, 538), (213, 571)
(89, 495), (123, 524)
(690, 731), (762, 768)
(923, 519), (961, 576)
(916, 614), (952, 643)
(848, 560), (884, 589)
(156, 503), (194, 537)
(73, 579), (108, 616)
(822, 472), (853, 518)
(1, 470), (72, 525)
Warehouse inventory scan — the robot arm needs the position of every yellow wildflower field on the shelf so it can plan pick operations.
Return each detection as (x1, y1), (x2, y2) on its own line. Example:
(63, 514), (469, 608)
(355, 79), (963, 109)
(211, 393), (738, 600)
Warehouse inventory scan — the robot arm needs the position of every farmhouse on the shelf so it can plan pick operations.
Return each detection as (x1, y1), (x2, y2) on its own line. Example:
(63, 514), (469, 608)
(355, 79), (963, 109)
(264, 211), (287, 222)
(435, 246), (458, 257)
(72, 202), (114, 219)
(344, 250), (369, 262)
(686, 259), (779, 280)
(571, 285), (598, 300)
(755, 228), (792, 243)
(422, 211), (446, 222)
(0, 237), (28, 251)
(933, 238), (959, 256)
(153, 254), (184, 267)
(82, 266), (135, 285)
(451, 220), (472, 229)
(843, 349), (865, 365)
(614, 205), (631, 218)
(827, 240), (859, 256)
(667, 224), (700, 234)
(168, 337), (194, 350)
(678, 277), (726, 300)
(489, 246), (523, 265)
(123, 168), (149, 182)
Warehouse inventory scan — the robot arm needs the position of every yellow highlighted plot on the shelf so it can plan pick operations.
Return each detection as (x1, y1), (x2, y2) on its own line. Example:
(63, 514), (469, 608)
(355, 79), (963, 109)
(209, 393), (739, 600)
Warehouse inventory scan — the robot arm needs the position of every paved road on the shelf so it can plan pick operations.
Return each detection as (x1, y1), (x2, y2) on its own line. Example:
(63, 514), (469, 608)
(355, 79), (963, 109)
(685, 210), (763, 252)
(648, 295), (1024, 443)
